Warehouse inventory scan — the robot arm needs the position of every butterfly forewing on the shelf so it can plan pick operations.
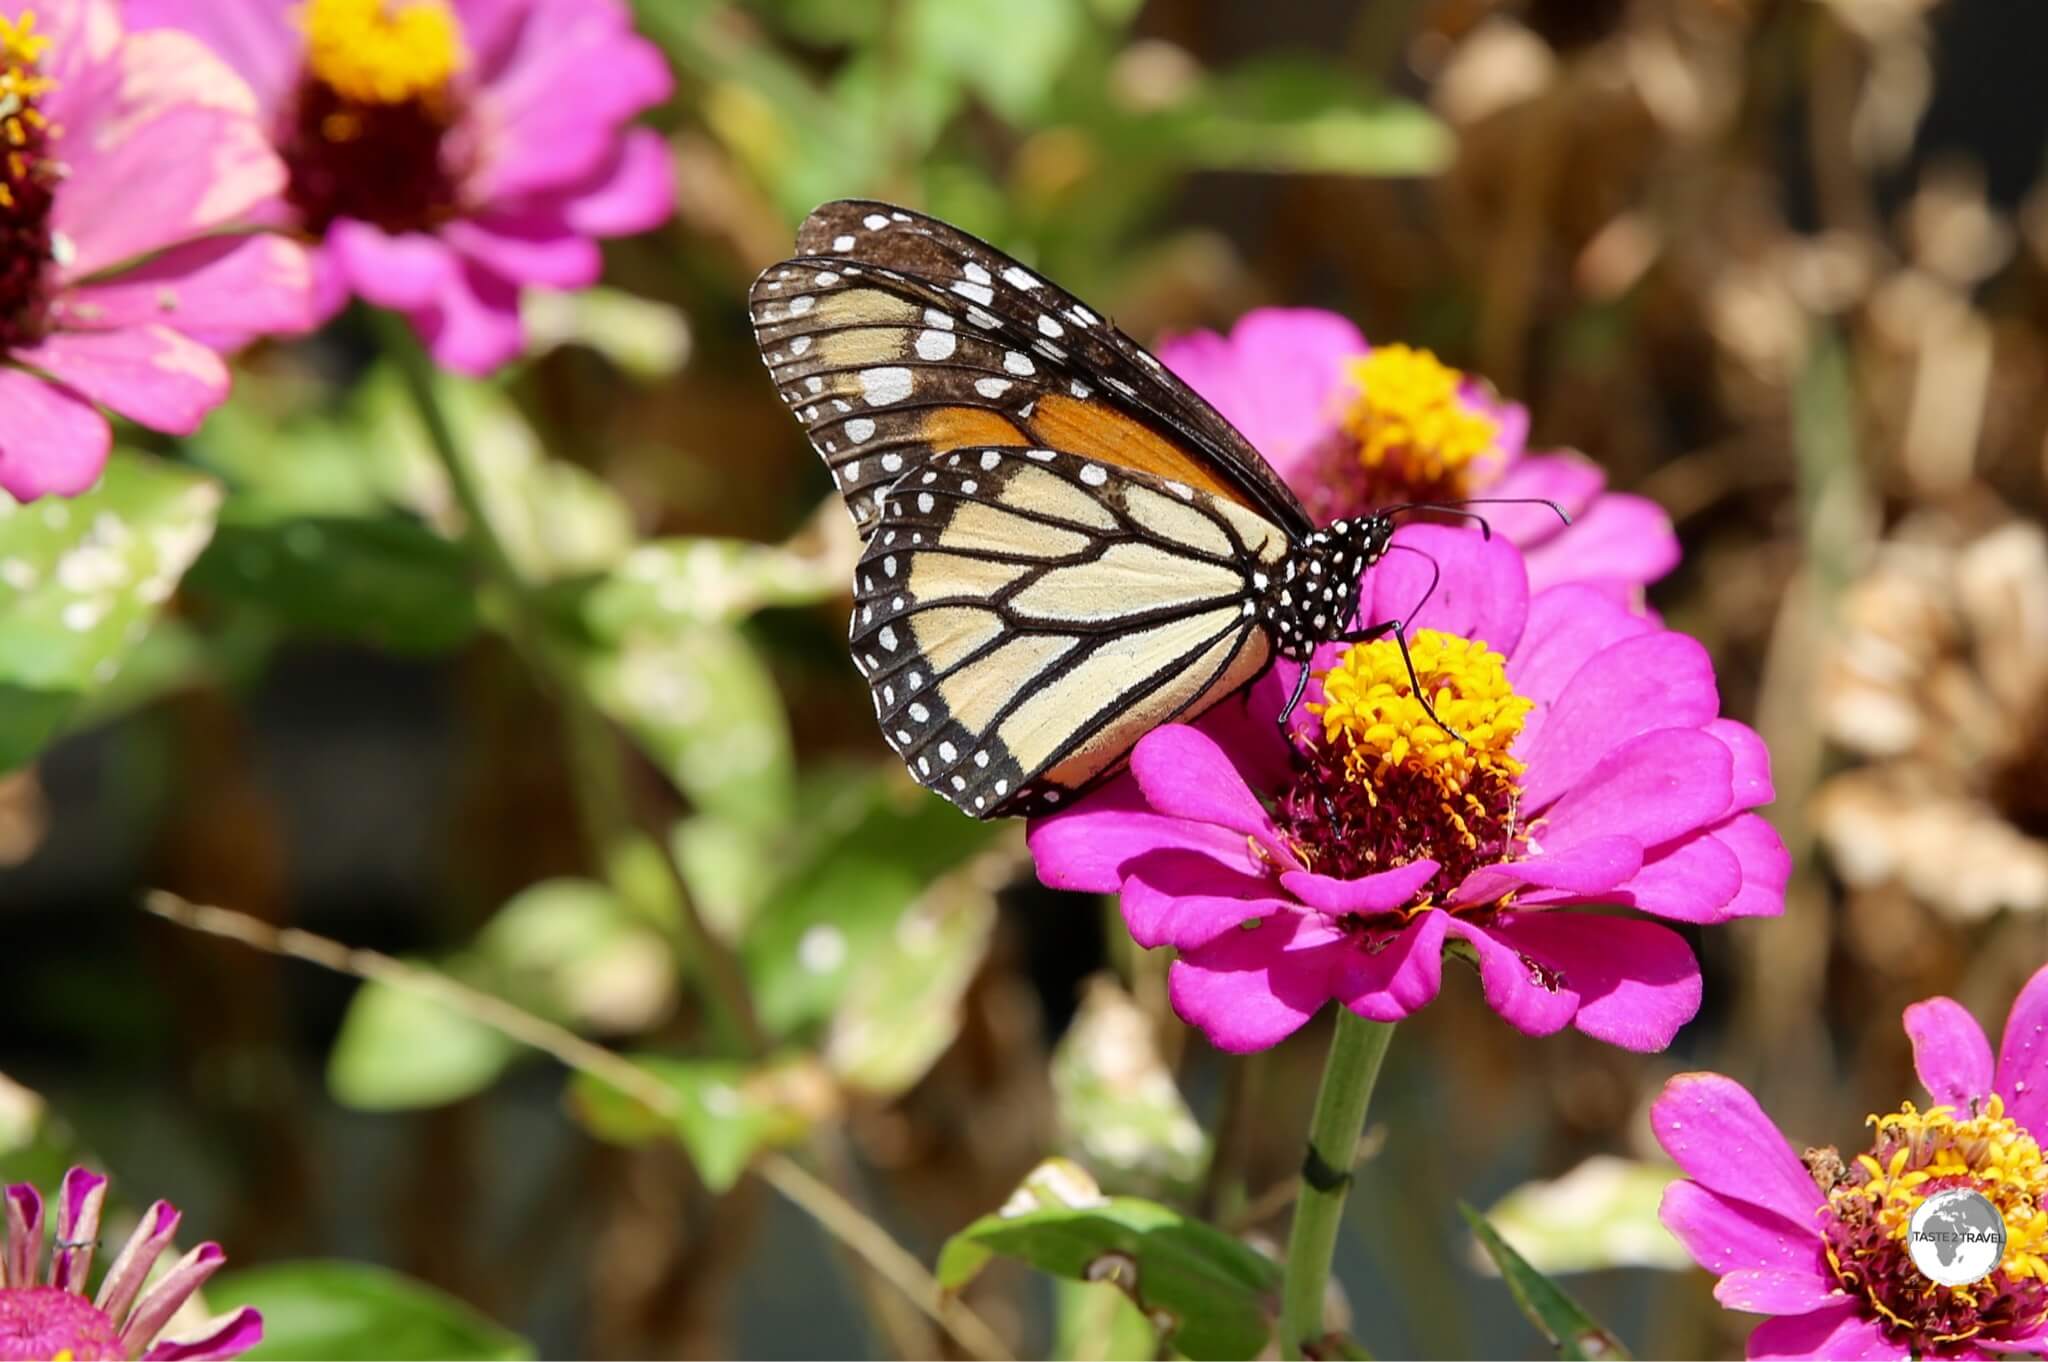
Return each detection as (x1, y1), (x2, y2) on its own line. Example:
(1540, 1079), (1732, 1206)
(752, 200), (1312, 540)
(849, 446), (1284, 818)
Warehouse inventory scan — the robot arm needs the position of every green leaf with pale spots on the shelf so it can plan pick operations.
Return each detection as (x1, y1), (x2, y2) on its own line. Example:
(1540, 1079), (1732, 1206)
(567, 1053), (823, 1192)
(218, 1261), (531, 1361)
(740, 771), (996, 1038)
(0, 451), (220, 768)
(1052, 978), (1207, 1196)
(1460, 1202), (1634, 1362)
(1478, 1156), (1692, 1276)
(573, 535), (847, 637)
(939, 1158), (1281, 1362)
(326, 965), (521, 1111)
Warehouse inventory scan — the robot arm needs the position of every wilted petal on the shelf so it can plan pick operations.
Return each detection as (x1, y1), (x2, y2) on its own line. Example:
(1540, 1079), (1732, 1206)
(120, 1242), (226, 1356)
(50, 1167), (106, 1292)
(143, 1307), (264, 1362)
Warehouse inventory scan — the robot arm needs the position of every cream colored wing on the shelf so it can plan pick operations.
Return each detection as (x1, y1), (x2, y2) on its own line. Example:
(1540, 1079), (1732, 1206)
(848, 446), (1286, 819)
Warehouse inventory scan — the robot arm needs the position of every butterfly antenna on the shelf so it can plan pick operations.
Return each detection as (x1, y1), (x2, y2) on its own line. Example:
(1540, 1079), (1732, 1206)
(1276, 662), (1314, 742)
(1378, 497), (1573, 540)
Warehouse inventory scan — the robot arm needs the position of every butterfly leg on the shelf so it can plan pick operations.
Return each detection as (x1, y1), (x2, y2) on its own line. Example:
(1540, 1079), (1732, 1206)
(1275, 663), (1314, 743)
(1336, 616), (1470, 746)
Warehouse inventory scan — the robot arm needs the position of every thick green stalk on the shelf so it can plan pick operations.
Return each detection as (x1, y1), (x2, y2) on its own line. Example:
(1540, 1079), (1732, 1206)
(1280, 1011), (1395, 1359)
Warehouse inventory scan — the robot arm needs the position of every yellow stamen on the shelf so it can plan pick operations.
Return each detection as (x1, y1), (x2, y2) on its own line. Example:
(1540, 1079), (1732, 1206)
(1835, 1095), (2048, 1287)
(0, 9), (53, 172)
(1340, 344), (1502, 494)
(1312, 629), (1532, 811)
(301, 0), (464, 107)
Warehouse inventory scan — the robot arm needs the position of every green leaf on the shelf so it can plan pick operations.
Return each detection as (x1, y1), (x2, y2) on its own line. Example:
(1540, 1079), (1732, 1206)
(1124, 57), (1452, 177)
(573, 536), (846, 637)
(940, 1158), (1281, 1361)
(1478, 1156), (1692, 1275)
(824, 853), (998, 1096)
(218, 1260), (532, 1361)
(0, 452), (220, 766)
(326, 969), (520, 1111)
(188, 511), (480, 654)
(522, 287), (692, 381)
(1051, 1279), (1158, 1362)
(741, 776), (995, 1036)
(582, 620), (794, 829)
(567, 1054), (822, 1192)
(904, 0), (1087, 123)
(1051, 978), (1206, 1195)
(473, 877), (675, 1033)
(1459, 1202), (1633, 1361)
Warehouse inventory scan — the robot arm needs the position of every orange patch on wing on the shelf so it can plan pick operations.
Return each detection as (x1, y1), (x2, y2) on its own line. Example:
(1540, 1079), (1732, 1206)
(1026, 394), (1246, 507)
(918, 406), (1031, 452)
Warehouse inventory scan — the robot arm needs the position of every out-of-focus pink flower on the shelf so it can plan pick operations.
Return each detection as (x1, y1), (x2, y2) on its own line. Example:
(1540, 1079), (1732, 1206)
(130, 0), (676, 375)
(1027, 524), (1784, 1054)
(0, 1), (314, 501)
(1656, 966), (2048, 1359)
(0, 1165), (261, 1360)
(1158, 308), (1681, 601)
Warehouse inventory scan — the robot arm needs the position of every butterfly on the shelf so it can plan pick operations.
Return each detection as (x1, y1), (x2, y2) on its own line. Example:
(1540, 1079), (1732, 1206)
(751, 201), (1546, 820)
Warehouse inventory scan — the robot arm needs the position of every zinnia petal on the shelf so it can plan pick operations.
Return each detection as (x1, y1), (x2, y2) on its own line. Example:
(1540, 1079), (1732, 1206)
(325, 221), (460, 312)
(1714, 1268), (1848, 1316)
(1336, 909), (1449, 1022)
(1537, 728), (1735, 851)
(1744, 1300), (1900, 1361)
(1658, 1180), (1825, 1277)
(12, 327), (229, 436)
(1651, 1073), (1825, 1226)
(1485, 912), (1701, 1051)
(0, 370), (112, 501)
(1903, 996), (1996, 1113)
(1155, 307), (1365, 478)
(1131, 724), (1294, 865)
(1027, 772), (1259, 894)
(1169, 913), (1347, 1053)
(1442, 918), (1579, 1038)
(1994, 962), (2048, 1133)
(1368, 523), (1529, 653)
(1120, 850), (1293, 951)
(1516, 632), (1721, 813)
(142, 1307), (265, 1362)
(1279, 859), (1440, 915)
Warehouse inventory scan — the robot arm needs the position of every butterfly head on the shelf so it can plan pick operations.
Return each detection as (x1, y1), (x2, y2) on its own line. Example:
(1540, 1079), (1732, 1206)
(1263, 514), (1395, 662)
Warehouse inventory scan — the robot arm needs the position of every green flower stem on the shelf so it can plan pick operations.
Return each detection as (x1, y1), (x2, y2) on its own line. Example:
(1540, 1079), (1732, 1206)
(377, 311), (765, 1057)
(1280, 1010), (1395, 1359)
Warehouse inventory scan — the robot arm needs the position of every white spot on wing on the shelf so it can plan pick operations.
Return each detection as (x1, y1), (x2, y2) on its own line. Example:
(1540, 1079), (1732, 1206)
(974, 377), (1011, 399)
(833, 234), (856, 250)
(1004, 351), (1036, 376)
(847, 418), (876, 443)
(1037, 314), (1063, 337)
(952, 281), (994, 306)
(1003, 266), (1042, 290)
(859, 367), (914, 405)
(916, 329), (957, 360)
(863, 213), (889, 229)
(789, 295), (815, 316)
(1080, 464), (1108, 486)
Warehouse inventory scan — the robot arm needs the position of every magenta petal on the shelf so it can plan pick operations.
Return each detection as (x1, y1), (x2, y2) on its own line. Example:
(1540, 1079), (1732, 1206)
(1715, 1268), (1847, 1316)
(124, 1), (301, 117)
(1443, 917), (1579, 1037)
(95, 1200), (181, 1328)
(120, 1242), (225, 1356)
(0, 368), (112, 500)
(1478, 452), (1606, 546)
(4, 1181), (42, 1288)
(1027, 771), (1260, 893)
(49, 1167), (106, 1293)
(1651, 1073), (1825, 1226)
(1156, 308), (1365, 480)
(1517, 632), (1721, 813)
(1488, 912), (1701, 1051)
(1707, 814), (1791, 920)
(1904, 997), (1995, 1113)
(441, 214), (604, 289)
(1746, 1301), (1900, 1361)
(1506, 584), (1659, 714)
(1450, 835), (1641, 906)
(13, 327), (228, 435)
(1169, 913), (1345, 1053)
(1542, 831), (1742, 924)
(1367, 522), (1530, 652)
(54, 235), (314, 346)
(476, 9), (673, 199)
(560, 128), (676, 237)
(1337, 909), (1449, 1022)
(1994, 963), (2048, 1133)
(1709, 719), (1776, 815)
(143, 1306), (264, 1362)
(1131, 724), (1292, 861)
(1121, 850), (1292, 951)
(1280, 859), (1440, 915)
(1659, 1180), (1824, 1277)
(1538, 728), (1735, 851)
(412, 261), (527, 376)
(1191, 689), (1296, 797)
(325, 221), (458, 312)
(1522, 491), (1680, 597)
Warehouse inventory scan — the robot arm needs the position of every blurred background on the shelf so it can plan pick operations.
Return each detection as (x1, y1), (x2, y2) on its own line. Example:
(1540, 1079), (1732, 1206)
(4, 0), (2048, 1356)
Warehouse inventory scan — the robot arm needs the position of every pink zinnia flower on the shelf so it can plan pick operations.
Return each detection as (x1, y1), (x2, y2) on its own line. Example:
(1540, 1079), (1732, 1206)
(129, 0), (676, 375)
(1655, 968), (2048, 1360)
(1027, 524), (1785, 1053)
(0, 1165), (261, 1360)
(1157, 309), (1680, 600)
(0, 1), (314, 501)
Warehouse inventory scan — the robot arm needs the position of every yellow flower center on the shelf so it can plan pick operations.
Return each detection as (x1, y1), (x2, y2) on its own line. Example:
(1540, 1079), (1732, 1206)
(0, 9), (53, 213)
(1314, 629), (1531, 802)
(1837, 1096), (2048, 1292)
(1338, 345), (1502, 502)
(302, 0), (464, 107)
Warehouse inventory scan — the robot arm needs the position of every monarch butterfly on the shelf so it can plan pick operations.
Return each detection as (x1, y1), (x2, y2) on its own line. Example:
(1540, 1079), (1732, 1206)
(752, 201), (1552, 819)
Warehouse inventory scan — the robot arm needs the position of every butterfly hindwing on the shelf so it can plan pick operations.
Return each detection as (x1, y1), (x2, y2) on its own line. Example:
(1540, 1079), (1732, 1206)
(752, 200), (1313, 541)
(849, 446), (1286, 818)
